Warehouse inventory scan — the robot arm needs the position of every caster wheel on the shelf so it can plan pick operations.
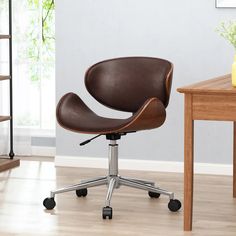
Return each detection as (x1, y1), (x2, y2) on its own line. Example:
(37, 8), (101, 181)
(148, 191), (160, 198)
(168, 199), (181, 212)
(76, 188), (88, 197)
(43, 197), (56, 210)
(102, 206), (112, 219)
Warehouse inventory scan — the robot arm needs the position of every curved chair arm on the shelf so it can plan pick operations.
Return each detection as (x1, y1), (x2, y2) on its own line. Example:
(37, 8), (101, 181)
(56, 92), (97, 131)
(121, 97), (166, 132)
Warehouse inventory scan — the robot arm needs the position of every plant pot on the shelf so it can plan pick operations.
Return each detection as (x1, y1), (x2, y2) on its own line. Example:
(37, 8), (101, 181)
(232, 54), (236, 87)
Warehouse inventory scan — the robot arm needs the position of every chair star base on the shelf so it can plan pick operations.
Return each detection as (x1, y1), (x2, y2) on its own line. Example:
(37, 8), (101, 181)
(44, 139), (181, 219)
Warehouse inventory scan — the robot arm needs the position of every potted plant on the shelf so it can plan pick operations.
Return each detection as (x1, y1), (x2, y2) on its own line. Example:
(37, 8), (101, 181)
(216, 21), (236, 87)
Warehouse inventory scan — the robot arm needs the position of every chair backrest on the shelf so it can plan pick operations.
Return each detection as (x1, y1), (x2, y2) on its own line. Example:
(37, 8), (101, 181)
(85, 57), (173, 113)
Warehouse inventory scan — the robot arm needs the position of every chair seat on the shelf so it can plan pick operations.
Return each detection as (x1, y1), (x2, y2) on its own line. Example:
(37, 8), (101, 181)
(56, 93), (166, 134)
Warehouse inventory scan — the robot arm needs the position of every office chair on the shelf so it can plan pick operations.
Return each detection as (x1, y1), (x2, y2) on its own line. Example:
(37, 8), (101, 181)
(43, 57), (181, 219)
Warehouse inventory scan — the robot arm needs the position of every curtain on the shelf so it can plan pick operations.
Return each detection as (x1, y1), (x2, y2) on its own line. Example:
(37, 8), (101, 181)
(0, 84), (32, 156)
(0, 0), (55, 156)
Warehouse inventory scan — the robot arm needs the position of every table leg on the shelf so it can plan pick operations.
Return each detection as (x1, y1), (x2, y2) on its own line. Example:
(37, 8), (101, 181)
(184, 94), (194, 231)
(233, 122), (236, 198)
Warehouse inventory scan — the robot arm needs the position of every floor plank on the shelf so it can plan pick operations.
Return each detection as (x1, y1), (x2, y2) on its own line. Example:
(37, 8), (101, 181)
(0, 157), (235, 235)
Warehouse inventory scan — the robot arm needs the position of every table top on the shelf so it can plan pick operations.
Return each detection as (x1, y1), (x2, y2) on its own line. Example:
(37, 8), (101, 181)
(177, 74), (236, 95)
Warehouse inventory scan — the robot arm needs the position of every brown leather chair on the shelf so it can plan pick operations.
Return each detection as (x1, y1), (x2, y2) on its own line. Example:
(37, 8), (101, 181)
(43, 57), (181, 219)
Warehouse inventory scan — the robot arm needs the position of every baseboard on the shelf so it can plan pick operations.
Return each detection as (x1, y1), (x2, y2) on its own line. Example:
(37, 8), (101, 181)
(55, 155), (233, 176)
(32, 146), (56, 157)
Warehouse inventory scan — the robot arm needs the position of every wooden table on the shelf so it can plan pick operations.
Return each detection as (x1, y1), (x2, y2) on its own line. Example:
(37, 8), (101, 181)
(177, 74), (236, 231)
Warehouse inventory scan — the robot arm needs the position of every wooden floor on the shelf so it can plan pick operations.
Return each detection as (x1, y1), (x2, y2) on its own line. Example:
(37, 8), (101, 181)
(0, 157), (236, 236)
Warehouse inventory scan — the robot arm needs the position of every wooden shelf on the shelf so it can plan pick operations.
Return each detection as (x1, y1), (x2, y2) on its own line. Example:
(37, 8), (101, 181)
(0, 158), (20, 172)
(0, 35), (11, 39)
(0, 75), (11, 81)
(0, 116), (11, 122)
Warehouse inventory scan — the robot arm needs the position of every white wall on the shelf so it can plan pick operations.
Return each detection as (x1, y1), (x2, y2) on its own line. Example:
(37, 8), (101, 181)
(56, 0), (236, 164)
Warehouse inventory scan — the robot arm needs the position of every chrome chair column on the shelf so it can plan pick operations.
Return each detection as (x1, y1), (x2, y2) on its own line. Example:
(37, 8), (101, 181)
(108, 140), (118, 176)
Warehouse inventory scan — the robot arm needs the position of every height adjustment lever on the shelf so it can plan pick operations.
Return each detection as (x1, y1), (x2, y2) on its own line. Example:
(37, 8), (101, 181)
(80, 134), (102, 146)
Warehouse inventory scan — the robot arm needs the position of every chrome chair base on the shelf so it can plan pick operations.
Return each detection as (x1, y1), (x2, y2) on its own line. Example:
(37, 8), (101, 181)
(50, 174), (174, 207)
(44, 140), (181, 218)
